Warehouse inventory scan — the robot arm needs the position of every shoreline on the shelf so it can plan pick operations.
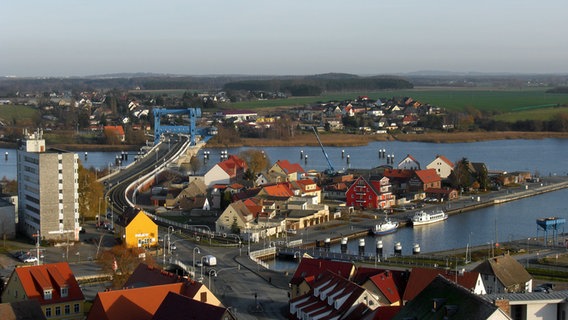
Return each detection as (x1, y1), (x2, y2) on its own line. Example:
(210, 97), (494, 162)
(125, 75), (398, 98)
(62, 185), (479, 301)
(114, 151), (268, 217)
(2, 131), (567, 151)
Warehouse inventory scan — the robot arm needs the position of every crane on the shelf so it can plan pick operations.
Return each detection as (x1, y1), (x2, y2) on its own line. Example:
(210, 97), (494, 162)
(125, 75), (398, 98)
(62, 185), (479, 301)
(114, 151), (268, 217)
(312, 126), (336, 175)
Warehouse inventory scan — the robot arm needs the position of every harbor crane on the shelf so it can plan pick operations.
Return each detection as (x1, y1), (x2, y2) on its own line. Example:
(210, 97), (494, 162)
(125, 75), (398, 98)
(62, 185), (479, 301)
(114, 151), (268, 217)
(312, 126), (336, 175)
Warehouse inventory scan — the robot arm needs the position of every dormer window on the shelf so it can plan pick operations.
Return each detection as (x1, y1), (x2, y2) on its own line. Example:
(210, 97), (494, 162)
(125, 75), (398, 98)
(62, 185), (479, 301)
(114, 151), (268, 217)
(61, 287), (68, 298)
(44, 289), (52, 300)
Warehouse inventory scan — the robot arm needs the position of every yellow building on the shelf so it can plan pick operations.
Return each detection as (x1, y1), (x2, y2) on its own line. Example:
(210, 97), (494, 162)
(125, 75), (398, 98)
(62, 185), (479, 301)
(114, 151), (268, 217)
(115, 210), (159, 248)
(1, 262), (85, 320)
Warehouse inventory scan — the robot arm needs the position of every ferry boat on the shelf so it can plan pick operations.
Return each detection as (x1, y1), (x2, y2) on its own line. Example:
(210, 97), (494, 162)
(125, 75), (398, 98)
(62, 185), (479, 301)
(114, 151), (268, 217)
(411, 209), (448, 226)
(372, 218), (399, 235)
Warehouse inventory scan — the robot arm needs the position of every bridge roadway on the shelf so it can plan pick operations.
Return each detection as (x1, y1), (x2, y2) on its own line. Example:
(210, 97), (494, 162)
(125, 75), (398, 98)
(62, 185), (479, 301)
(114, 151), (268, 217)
(102, 134), (196, 220)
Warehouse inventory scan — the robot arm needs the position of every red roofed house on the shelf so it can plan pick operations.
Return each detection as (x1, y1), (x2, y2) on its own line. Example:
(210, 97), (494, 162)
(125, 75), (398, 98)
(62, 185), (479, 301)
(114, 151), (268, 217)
(87, 281), (222, 320)
(345, 176), (395, 209)
(290, 179), (322, 204)
(152, 292), (236, 320)
(360, 270), (402, 307)
(290, 258), (356, 299)
(269, 160), (305, 181)
(289, 270), (379, 320)
(409, 169), (441, 193)
(426, 154), (455, 179)
(204, 155), (248, 188)
(402, 267), (485, 303)
(1, 262), (85, 320)
(103, 125), (125, 143)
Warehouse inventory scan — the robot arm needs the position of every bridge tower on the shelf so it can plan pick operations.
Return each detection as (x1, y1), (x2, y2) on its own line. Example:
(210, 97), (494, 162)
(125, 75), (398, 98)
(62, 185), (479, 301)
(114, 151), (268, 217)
(153, 108), (202, 145)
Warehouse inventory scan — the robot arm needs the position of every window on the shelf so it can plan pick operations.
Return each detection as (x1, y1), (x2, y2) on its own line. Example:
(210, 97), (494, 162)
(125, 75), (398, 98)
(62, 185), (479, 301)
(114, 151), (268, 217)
(61, 287), (68, 297)
(200, 291), (207, 303)
(74, 303), (80, 313)
(64, 304), (70, 315)
(46, 307), (52, 318)
(55, 306), (61, 316)
(44, 289), (52, 300)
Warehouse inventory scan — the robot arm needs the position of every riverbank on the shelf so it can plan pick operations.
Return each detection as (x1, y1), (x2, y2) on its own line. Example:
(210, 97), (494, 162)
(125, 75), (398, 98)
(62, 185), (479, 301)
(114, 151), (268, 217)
(207, 131), (568, 148)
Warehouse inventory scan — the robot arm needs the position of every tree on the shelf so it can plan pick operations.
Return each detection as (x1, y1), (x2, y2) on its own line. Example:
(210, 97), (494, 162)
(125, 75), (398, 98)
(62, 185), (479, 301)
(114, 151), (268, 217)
(98, 245), (157, 288)
(451, 157), (473, 191)
(78, 163), (105, 222)
(188, 155), (202, 174)
(239, 149), (270, 176)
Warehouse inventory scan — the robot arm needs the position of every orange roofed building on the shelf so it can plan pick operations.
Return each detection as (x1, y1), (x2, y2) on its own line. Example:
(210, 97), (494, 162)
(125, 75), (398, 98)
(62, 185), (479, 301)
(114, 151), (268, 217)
(1, 262), (85, 320)
(103, 125), (125, 143)
(87, 281), (222, 320)
(204, 155), (247, 188)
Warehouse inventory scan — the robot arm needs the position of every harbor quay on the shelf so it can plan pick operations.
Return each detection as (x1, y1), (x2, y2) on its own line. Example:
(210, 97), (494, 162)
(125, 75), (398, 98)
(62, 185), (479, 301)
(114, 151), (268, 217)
(278, 176), (568, 258)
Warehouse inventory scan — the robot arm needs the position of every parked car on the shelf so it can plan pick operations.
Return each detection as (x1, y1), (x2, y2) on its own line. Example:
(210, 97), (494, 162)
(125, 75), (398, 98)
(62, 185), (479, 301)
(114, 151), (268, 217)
(23, 255), (38, 263)
(170, 243), (177, 251)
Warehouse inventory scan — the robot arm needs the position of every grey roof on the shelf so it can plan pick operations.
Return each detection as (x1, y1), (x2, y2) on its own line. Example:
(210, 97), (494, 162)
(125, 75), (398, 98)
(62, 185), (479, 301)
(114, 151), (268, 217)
(473, 254), (532, 291)
(394, 276), (504, 320)
(483, 290), (568, 303)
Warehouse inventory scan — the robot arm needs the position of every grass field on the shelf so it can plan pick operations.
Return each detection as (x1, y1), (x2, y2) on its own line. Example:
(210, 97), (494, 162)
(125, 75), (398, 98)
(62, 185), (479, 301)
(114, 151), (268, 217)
(0, 105), (39, 126)
(230, 88), (568, 113)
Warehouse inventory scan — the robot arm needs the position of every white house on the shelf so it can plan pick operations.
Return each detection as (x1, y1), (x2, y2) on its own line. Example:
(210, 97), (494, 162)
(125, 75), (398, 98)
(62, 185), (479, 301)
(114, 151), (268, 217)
(397, 154), (421, 170)
(426, 154), (455, 179)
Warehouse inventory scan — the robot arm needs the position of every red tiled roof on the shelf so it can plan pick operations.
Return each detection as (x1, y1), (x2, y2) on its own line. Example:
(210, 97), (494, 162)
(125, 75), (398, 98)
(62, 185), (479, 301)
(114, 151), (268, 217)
(13, 262), (84, 305)
(276, 160), (305, 174)
(261, 183), (294, 198)
(87, 281), (206, 320)
(290, 258), (354, 285)
(368, 271), (400, 304)
(436, 154), (454, 168)
(383, 169), (414, 179)
(402, 267), (480, 302)
(217, 155), (247, 177)
(414, 169), (440, 184)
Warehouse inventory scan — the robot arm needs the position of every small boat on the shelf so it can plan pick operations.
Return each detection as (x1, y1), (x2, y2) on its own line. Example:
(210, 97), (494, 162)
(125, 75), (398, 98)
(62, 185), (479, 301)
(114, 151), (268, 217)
(373, 218), (399, 235)
(411, 209), (448, 226)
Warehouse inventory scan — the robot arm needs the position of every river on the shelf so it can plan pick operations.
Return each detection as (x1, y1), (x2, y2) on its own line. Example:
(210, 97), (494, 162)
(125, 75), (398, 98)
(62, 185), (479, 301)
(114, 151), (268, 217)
(2, 139), (568, 270)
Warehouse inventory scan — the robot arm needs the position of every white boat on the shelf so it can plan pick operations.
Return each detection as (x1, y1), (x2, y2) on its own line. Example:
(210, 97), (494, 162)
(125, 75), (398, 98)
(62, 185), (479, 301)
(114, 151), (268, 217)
(411, 209), (448, 226)
(373, 218), (399, 235)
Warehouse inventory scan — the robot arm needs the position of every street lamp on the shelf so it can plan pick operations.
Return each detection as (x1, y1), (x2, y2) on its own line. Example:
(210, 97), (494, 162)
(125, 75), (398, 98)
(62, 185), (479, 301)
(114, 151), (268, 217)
(167, 226), (175, 254)
(193, 247), (200, 276)
(200, 256), (207, 281)
(208, 268), (217, 291)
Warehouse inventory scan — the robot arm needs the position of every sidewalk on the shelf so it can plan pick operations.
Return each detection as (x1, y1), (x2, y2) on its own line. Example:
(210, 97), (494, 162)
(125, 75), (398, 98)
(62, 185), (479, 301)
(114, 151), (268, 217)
(234, 254), (292, 291)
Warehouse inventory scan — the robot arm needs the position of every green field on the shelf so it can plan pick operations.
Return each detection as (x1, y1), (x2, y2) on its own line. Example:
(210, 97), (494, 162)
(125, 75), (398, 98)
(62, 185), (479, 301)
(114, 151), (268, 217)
(0, 104), (39, 126)
(230, 88), (568, 113)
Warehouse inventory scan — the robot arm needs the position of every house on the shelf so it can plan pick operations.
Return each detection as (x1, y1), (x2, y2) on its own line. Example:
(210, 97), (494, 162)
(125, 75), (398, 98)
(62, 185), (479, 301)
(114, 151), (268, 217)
(1, 262), (85, 320)
(402, 267), (485, 303)
(397, 154), (420, 170)
(394, 276), (510, 320)
(426, 154), (454, 179)
(0, 300), (47, 320)
(345, 176), (395, 209)
(484, 290), (568, 320)
(283, 205), (331, 232)
(290, 258), (356, 299)
(289, 270), (380, 319)
(87, 281), (222, 320)
(289, 179), (322, 204)
(103, 125), (125, 142)
(0, 198), (16, 239)
(359, 270), (402, 306)
(424, 187), (459, 201)
(114, 210), (158, 249)
(269, 160), (305, 181)
(473, 254), (533, 294)
(215, 200), (254, 234)
(204, 155), (247, 188)
(409, 169), (441, 193)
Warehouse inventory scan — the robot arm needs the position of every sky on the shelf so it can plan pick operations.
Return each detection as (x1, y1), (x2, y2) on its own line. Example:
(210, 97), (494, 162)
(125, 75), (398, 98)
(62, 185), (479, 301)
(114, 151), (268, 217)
(1, 0), (567, 77)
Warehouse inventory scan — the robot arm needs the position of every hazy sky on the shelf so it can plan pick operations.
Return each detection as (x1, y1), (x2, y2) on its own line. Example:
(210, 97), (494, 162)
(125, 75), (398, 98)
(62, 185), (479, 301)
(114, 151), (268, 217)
(1, 0), (566, 77)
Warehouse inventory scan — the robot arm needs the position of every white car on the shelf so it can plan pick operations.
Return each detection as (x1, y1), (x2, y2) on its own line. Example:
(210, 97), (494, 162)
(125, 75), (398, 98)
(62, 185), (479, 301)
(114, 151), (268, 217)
(23, 255), (38, 263)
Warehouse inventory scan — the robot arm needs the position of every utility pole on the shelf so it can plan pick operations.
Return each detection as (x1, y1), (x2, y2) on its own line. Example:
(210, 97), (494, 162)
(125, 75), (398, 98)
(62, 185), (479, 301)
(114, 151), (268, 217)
(33, 230), (40, 266)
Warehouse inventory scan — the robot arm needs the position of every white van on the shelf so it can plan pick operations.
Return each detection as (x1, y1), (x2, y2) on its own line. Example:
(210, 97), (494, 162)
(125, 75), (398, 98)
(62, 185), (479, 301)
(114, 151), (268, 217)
(203, 255), (217, 266)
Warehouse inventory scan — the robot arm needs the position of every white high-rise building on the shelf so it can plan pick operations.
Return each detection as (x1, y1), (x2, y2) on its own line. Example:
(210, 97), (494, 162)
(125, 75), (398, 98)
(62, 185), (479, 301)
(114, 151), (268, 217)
(17, 129), (80, 241)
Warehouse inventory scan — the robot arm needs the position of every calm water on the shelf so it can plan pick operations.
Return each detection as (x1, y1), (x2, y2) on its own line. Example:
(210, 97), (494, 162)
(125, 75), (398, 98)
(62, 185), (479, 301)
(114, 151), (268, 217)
(3, 139), (568, 269)
(0, 148), (136, 180)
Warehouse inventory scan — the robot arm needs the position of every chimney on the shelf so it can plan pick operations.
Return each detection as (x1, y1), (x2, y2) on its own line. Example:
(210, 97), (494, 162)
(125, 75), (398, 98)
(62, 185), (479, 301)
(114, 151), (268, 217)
(493, 298), (510, 316)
